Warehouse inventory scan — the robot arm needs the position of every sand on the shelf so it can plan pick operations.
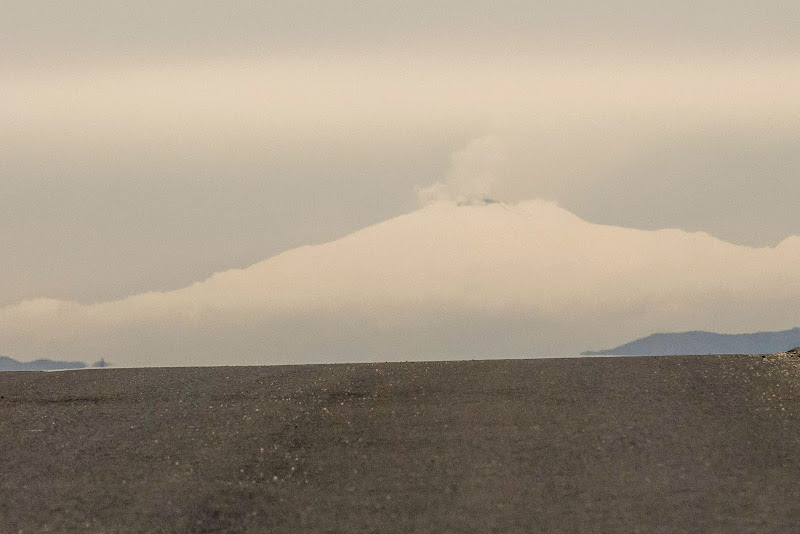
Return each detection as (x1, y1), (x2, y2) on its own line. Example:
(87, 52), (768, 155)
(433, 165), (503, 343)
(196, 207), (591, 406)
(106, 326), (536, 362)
(2, 353), (800, 533)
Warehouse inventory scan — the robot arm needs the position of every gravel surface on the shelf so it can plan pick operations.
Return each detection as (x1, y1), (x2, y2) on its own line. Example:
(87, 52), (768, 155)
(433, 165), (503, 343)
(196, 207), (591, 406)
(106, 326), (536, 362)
(2, 354), (800, 533)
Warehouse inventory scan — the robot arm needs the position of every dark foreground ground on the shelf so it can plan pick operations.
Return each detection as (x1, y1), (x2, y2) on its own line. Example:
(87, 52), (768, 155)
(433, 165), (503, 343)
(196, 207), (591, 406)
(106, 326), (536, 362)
(2, 354), (800, 533)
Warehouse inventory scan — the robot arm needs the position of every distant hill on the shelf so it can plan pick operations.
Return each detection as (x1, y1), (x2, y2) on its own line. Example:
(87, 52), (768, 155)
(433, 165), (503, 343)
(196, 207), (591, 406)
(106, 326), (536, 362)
(0, 356), (86, 371)
(583, 327), (800, 356)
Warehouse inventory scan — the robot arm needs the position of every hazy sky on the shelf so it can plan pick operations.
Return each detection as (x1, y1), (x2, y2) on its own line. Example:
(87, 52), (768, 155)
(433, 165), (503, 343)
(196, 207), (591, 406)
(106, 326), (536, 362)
(2, 1), (799, 364)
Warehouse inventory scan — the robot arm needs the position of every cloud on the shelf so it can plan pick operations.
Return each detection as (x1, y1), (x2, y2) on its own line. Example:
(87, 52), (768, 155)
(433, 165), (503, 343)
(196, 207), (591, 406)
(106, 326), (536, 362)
(1, 200), (798, 366)
(4, 0), (800, 62)
(417, 136), (506, 206)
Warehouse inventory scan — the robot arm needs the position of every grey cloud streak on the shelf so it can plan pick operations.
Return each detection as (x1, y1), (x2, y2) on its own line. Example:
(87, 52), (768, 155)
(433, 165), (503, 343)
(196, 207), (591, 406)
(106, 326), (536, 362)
(3, 0), (800, 62)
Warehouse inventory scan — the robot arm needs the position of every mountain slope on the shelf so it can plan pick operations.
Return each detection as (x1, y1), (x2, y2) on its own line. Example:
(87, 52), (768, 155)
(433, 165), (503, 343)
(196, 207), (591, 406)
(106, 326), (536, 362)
(0, 355), (86, 371)
(1, 200), (799, 366)
(583, 328), (800, 356)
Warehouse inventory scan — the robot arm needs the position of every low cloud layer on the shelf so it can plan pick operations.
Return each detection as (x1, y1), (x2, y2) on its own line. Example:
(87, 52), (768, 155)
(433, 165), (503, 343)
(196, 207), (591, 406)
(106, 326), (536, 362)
(2, 200), (798, 366)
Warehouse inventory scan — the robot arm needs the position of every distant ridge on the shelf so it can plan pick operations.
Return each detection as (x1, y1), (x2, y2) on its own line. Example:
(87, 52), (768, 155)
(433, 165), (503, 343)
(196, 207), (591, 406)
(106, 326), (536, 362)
(583, 327), (800, 356)
(0, 355), (86, 372)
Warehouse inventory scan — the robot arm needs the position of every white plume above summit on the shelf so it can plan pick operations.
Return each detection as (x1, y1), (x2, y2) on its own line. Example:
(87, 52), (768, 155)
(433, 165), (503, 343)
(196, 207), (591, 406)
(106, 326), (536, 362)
(416, 136), (506, 206)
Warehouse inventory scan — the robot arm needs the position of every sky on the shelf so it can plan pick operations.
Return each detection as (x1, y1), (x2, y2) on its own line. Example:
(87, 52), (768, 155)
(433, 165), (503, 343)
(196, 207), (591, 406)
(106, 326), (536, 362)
(2, 1), (799, 365)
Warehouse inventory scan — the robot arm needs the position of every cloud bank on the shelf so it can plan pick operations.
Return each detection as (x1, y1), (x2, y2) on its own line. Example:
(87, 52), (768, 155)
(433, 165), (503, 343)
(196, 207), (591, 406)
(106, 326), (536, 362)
(1, 200), (798, 366)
